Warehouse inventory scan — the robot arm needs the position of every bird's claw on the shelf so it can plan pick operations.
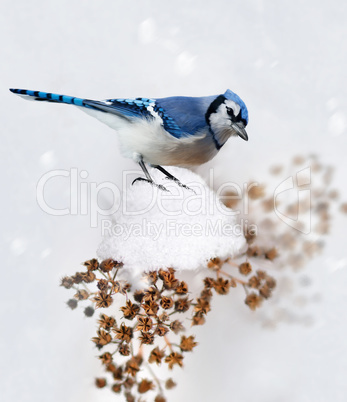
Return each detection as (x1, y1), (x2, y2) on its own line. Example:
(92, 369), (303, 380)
(132, 177), (169, 192)
(164, 177), (195, 193)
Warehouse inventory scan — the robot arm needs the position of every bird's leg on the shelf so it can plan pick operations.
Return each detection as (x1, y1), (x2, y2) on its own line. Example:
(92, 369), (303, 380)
(132, 157), (169, 192)
(153, 165), (194, 192)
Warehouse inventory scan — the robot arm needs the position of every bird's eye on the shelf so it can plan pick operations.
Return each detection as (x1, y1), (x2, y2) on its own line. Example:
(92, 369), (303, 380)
(226, 107), (235, 117)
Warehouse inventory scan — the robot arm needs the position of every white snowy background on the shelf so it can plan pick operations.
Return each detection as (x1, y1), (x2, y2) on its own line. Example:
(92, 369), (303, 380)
(1, 1), (347, 401)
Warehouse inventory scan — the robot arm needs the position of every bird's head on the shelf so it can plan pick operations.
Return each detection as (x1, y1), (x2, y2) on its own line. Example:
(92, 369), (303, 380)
(206, 89), (249, 142)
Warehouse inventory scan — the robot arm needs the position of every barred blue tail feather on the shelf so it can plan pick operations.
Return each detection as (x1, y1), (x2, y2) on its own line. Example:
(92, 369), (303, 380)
(10, 88), (150, 121)
(9, 88), (91, 108)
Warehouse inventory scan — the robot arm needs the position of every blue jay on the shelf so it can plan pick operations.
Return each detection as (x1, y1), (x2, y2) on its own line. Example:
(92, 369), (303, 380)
(10, 88), (248, 190)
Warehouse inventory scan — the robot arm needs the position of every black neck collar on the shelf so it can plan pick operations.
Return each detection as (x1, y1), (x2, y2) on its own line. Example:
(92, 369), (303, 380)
(205, 95), (226, 125)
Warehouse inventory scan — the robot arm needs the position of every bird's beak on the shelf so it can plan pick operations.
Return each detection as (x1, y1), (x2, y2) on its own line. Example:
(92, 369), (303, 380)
(232, 123), (248, 141)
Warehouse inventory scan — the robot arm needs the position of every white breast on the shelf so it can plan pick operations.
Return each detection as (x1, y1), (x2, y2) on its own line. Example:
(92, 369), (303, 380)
(79, 107), (219, 167)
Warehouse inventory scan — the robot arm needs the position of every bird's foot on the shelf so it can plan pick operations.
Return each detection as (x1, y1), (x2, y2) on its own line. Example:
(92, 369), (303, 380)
(164, 177), (195, 193)
(132, 177), (169, 192)
(153, 165), (195, 193)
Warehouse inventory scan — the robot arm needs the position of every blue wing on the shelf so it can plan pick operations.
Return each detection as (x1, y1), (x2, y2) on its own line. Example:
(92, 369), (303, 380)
(99, 97), (155, 119)
(154, 95), (216, 138)
(101, 97), (186, 138)
(101, 95), (216, 138)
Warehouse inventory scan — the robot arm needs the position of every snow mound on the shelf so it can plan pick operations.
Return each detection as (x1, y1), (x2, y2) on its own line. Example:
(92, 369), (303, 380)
(97, 167), (246, 274)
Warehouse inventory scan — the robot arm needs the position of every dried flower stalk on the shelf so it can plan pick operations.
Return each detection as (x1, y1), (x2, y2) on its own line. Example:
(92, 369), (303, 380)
(61, 249), (276, 401)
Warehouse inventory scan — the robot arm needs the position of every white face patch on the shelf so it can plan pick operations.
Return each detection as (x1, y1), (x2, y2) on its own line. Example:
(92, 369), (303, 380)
(209, 100), (241, 129)
(209, 100), (239, 127)
(209, 104), (228, 128)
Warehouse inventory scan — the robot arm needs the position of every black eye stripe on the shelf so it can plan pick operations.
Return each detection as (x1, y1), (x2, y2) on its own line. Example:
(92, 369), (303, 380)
(226, 106), (235, 116)
(226, 106), (242, 123)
